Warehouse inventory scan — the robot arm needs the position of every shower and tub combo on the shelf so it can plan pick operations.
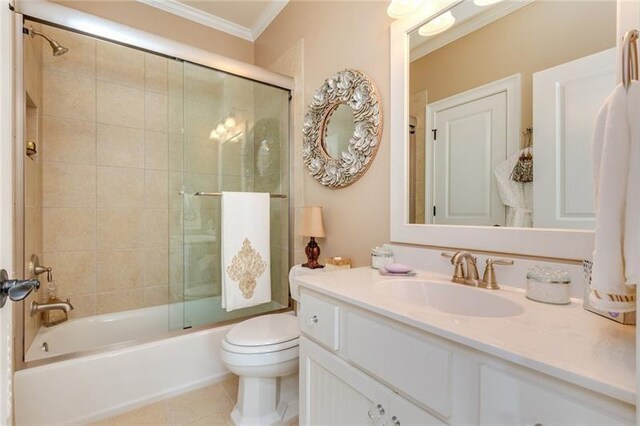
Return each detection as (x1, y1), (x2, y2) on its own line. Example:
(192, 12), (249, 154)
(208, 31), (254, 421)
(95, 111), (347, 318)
(11, 2), (294, 424)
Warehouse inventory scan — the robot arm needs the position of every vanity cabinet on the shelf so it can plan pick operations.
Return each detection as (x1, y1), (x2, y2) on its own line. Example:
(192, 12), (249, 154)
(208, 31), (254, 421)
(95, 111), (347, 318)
(299, 289), (635, 425)
(478, 364), (631, 425)
(300, 337), (443, 425)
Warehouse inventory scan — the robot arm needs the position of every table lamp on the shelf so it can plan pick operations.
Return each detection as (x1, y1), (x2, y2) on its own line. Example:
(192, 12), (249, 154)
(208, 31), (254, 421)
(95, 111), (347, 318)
(300, 206), (326, 269)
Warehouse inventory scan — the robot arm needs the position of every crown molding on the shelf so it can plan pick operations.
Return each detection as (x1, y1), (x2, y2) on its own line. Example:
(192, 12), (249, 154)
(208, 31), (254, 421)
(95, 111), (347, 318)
(410, 0), (534, 62)
(252, 0), (288, 40)
(136, 0), (253, 41)
(136, 0), (288, 43)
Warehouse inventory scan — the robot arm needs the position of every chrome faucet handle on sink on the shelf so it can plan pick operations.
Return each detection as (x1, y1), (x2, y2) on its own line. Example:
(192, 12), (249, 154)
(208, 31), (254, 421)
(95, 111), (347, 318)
(478, 258), (514, 290)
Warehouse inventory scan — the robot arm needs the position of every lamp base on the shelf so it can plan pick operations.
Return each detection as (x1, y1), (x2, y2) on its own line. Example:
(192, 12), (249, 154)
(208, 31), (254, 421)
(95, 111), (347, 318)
(302, 237), (325, 269)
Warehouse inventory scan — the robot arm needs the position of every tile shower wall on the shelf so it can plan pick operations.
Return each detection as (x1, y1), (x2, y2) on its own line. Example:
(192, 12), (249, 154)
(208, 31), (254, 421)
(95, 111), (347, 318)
(41, 25), (171, 318)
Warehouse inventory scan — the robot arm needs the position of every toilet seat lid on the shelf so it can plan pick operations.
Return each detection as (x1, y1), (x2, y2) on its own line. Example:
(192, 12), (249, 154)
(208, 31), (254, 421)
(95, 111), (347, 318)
(225, 313), (300, 347)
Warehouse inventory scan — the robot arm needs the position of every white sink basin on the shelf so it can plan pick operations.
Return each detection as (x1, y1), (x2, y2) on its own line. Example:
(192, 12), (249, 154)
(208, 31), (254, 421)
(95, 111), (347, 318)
(375, 279), (524, 318)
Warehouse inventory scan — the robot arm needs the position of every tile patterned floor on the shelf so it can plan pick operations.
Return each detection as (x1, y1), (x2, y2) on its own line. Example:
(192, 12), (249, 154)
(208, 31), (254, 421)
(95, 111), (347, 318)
(91, 375), (239, 425)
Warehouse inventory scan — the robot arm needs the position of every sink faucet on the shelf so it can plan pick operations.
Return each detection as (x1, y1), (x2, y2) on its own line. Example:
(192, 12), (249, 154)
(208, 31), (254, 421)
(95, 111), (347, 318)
(442, 251), (479, 286)
(31, 298), (74, 327)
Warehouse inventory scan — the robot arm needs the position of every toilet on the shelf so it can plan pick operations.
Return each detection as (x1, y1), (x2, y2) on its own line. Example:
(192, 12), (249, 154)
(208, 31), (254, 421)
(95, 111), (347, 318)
(220, 266), (318, 425)
(221, 313), (300, 425)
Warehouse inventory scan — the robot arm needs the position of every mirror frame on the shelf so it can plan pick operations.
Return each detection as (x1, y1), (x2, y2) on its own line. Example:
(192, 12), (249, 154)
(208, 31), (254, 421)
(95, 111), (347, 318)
(303, 69), (383, 188)
(389, 0), (606, 260)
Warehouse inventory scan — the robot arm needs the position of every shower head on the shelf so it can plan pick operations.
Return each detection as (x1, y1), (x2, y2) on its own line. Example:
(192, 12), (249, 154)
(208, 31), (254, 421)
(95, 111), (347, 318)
(50, 40), (69, 57)
(27, 26), (69, 56)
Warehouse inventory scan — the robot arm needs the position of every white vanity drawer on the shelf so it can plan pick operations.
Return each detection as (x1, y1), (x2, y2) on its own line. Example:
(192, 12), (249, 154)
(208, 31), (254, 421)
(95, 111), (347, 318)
(346, 311), (452, 418)
(479, 364), (634, 425)
(299, 291), (340, 351)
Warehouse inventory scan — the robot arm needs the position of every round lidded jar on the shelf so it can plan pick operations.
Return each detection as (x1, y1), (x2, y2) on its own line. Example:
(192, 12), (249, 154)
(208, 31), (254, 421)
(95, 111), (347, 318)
(526, 266), (571, 305)
(371, 246), (394, 270)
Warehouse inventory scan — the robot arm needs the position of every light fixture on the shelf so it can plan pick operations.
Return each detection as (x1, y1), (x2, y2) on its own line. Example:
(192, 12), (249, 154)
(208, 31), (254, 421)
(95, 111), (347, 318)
(209, 129), (219, 140)
(216, 123), (226, 135)
(473, 0), (505, 5)
(224, 116), (236, 129)
(387, 0), (423, 19)
(418, 10), (455, 37)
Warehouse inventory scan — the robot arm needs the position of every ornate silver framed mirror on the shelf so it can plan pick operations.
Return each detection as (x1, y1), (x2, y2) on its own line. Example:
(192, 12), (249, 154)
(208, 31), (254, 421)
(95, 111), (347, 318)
(303, 69), (383, 188)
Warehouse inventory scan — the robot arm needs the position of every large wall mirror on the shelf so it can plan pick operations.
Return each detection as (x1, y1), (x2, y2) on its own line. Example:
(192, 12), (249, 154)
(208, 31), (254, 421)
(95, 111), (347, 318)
(390, 0), (622, 259)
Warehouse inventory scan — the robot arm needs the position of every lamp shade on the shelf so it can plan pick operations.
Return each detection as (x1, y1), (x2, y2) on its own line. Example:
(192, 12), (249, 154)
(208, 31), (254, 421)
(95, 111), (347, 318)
(299, 206), (326, 238)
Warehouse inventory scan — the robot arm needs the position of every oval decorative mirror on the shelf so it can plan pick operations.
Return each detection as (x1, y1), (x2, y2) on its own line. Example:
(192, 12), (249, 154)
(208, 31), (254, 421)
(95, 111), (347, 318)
(303, 69), (383, 188)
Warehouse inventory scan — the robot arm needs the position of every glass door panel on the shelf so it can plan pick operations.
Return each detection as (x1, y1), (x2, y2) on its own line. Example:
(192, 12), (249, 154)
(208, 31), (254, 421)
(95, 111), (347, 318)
(179, 63), (290, 329)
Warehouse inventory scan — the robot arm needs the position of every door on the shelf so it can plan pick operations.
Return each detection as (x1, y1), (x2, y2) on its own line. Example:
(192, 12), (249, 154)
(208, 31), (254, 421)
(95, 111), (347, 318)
(431, 91), (508, 226)
(533, 48), (616, 229)
(0, 3), (15, 424)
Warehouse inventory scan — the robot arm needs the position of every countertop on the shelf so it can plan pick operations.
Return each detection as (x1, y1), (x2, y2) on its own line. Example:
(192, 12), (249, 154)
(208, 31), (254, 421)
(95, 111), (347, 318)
(293, 267), (636, 405)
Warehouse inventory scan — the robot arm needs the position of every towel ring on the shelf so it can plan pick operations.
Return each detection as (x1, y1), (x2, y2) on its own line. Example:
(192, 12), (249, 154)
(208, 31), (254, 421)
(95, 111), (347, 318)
(622, 29), (639, 90)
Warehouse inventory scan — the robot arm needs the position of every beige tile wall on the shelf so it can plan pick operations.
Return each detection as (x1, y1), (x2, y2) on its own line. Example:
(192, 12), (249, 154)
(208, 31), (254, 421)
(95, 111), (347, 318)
(41, 24), (171, 318)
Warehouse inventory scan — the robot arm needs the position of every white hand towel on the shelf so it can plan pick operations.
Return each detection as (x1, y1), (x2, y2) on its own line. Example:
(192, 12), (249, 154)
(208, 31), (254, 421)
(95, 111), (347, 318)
(493, 149), (533, 228)
(590, 83), (638, 313)
(221, 192), (271, 312)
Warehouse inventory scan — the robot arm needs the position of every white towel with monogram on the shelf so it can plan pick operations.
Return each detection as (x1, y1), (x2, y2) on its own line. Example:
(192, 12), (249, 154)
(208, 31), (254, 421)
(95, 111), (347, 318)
(590, 83), (638, 313)
(221, 192), (271, 312)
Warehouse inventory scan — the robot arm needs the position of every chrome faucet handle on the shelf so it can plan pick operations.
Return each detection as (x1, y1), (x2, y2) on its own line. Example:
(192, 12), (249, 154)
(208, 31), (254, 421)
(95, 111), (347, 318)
(442, 252), (465, 283)
(479, 258), (514, 290)
(29, 254), (53, 282)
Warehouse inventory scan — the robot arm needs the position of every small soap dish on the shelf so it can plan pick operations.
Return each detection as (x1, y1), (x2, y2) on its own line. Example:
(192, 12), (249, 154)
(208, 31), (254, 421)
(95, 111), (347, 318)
(379, 266), (416, 277)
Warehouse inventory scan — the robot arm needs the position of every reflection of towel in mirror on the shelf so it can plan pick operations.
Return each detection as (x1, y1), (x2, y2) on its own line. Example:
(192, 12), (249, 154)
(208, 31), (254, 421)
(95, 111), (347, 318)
(590, 83), (638, 313)
(494, 149), (533, 227)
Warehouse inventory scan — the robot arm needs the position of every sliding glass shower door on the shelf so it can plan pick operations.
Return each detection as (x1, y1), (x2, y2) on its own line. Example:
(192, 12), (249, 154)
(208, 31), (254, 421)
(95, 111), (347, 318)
(169, 62), (290, 330)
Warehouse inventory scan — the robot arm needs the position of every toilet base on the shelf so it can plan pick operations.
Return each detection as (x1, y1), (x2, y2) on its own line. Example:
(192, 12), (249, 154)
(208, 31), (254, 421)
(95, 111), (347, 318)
(230, 372), (298, 426)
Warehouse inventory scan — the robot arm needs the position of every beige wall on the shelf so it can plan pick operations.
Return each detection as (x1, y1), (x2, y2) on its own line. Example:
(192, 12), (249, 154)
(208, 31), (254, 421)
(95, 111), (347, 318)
(40, 24), (171, 318)
(410, 0), (616, 131)
(255, 1), (393, 267)
(52, 0), (254, 64)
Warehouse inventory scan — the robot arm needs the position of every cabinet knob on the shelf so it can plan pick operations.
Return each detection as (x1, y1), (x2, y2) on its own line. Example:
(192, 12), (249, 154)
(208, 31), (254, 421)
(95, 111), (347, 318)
(306, 315), (319, 325)
(391, 415), (401, 426)
(367, 403), (385, 421)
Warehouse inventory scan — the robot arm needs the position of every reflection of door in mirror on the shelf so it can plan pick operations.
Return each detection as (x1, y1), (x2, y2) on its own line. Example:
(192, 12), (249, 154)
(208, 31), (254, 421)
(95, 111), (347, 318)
(533, 48), (616, 230)
(408, 0), (616, 229)
(430, 89), (508, 226)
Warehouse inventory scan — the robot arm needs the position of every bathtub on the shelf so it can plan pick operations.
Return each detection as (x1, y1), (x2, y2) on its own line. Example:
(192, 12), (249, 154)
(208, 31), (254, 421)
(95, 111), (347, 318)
(25, 304), (170, 362)
(14, 299), (289, 425)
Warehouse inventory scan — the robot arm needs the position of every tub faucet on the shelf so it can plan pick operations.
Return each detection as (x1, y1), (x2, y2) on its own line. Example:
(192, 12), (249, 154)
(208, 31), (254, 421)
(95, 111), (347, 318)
(442, 251), (479, 286)
(31, 298), (73, 327)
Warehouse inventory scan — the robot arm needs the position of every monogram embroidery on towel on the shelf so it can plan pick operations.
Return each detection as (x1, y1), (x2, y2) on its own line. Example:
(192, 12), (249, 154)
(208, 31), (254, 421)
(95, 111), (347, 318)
(227, 238), (267, 299)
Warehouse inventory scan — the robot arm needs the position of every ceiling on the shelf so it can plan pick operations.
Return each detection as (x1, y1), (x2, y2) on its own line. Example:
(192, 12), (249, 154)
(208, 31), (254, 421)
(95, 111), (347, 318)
(136, 0), (289, 42)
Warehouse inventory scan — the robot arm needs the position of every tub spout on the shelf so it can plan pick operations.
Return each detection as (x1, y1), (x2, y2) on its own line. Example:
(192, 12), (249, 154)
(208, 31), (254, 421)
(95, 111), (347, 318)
(31, 298), (74, 327)
(31, 298), (73, 316)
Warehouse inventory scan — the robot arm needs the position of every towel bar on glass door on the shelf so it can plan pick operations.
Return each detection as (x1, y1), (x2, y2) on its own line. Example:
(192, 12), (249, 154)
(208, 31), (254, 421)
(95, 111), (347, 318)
(192, 192), (287, 198)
